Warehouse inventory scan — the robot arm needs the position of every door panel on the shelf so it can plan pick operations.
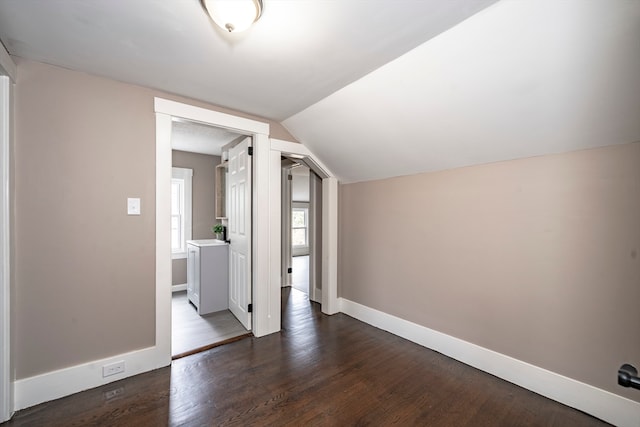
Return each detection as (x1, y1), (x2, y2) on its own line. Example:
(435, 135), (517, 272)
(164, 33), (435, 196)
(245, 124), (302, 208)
(228, 137), (252, 330)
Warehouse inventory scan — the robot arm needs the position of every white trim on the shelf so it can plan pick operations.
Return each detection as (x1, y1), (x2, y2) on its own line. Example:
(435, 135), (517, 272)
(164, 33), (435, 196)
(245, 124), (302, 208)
(270, 139), (332, 179)
(291, 202), (309, 257)
(154, 98), (269, 136)
(154, 112), (174, 367)
(0, 44), (16, 82)
(320, 177), (338, 314)
(155, 98), (278, 342)
(281, 166), (292, 288)
(339, 298), (640, 427)
(270, 138), (306, 154)
(270, 139), (339, 315)
(14, 345), (165, 411)
(171, 167), (193, 259)
(253, 134), (280, 337)
(172, 283), (187, 292)
(0, 76), (13, 422)
(9, 98), (277, 412)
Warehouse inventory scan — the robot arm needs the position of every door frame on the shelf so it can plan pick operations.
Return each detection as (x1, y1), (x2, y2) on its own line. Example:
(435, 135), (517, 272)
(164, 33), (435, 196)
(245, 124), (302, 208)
(270, 139), (339, 315)
(0, 43), (16, 422)
(155, 98), (279, 343)
(281, 164), (322, 303)
(155, 98), (339, 359)
(0, 74), (13, 424)
(281, 165), (293, 288)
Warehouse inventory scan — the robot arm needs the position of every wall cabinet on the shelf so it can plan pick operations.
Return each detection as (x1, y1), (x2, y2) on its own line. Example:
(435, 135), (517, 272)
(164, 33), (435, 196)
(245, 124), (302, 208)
(187, 240), (229, 315)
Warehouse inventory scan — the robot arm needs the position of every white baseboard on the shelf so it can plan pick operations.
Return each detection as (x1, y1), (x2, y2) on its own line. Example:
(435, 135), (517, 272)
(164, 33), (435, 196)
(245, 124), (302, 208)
(339, 298), (640, 427)
(172, 283), (187, 292)
(14, 344), (170, 411)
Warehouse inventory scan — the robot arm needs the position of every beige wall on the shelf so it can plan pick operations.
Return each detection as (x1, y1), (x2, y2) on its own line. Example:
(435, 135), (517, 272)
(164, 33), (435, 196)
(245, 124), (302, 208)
(171, 150), (221, 286)
(172, 259), (187, 288)
(339, 142), (640, 402)
(12, 58), (296, 379)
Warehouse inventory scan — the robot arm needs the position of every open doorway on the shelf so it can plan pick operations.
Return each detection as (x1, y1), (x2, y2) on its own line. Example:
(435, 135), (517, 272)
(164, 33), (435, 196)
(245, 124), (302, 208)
(168, 119), (252, 358)
(281, 162), (323, 304)
(271, 138), (339, 317)
(155, 99), (338, 369)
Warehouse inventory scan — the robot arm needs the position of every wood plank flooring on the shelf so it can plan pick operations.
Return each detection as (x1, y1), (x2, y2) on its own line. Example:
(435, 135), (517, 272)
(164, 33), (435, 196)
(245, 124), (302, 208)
(172, 291), (249, 358)
(4, 288), (609, 426)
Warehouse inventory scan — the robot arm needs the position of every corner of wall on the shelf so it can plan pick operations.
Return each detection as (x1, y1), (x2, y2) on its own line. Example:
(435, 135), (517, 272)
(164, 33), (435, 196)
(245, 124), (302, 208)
(338, 297), (640, 427)
(0, 45), (17, 83)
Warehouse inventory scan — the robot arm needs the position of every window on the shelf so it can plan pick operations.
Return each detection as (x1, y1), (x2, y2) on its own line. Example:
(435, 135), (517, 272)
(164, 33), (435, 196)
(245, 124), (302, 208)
(292, 202), (309, 256)
(171, 167), (192, 259)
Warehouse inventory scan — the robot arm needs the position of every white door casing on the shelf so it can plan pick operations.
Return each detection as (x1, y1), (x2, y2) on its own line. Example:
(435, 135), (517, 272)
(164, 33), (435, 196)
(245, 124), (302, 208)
(269, 138), (339, 315)
(2, 95), (290, 414)
(155, 98), (274, 345)
(0, 75), (13, 423)
(281, 166), (292, 287)
(0, 98), (337, 417)
(156, 98), (337, 342)
(0, 43), (15, 422)
(228, 137), (252, 329)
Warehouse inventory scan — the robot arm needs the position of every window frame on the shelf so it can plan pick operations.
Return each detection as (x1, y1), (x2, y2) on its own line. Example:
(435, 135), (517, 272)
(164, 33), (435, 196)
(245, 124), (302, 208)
(291, 201), (309, 256)
(171, 167), (193, 259)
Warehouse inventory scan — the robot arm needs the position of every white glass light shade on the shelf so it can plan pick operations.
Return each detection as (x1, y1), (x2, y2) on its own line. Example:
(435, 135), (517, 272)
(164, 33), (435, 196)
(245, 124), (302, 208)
(203, 0), (263, 33)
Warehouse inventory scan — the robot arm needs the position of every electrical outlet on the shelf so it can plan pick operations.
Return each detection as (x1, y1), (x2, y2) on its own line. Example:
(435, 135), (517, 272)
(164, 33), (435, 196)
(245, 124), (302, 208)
(102, 361), (125, 378)
(104, 386), (125, 400)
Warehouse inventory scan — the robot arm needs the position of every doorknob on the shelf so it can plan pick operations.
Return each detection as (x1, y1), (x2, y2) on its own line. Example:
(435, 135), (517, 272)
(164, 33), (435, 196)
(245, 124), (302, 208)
(618, 364), (640, 390)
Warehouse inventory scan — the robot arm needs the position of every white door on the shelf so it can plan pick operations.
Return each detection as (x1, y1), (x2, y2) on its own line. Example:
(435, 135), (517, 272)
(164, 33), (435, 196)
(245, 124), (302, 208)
(228, 137), (252, 329)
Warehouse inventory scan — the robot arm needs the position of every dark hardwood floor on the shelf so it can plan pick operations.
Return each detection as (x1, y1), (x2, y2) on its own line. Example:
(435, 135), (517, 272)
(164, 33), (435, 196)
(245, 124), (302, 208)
(4, 288), (609, 426)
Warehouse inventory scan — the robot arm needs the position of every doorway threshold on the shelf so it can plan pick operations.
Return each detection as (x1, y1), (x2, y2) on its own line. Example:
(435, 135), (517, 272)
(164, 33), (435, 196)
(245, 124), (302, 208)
(172, 290), (251, 358)
(172, 333), (253, 360)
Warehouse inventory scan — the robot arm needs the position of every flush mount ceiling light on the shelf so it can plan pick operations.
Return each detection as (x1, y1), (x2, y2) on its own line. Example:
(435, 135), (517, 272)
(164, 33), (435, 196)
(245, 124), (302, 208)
(202, 0), (263, 33)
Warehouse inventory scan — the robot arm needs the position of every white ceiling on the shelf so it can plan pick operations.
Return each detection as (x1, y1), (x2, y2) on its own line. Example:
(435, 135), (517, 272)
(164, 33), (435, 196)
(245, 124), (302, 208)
(284, 0), (640, 182)
(0, 0), (496, 121)
(1, 0), (638, 183)
(171, 119), (242, 156)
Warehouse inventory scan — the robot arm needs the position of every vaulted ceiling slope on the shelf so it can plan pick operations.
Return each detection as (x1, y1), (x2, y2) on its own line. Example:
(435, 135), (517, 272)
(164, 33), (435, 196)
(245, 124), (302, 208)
(284, 0), (640, 183)
(2, 1), (638, 184)
(0, 0), (496, 121)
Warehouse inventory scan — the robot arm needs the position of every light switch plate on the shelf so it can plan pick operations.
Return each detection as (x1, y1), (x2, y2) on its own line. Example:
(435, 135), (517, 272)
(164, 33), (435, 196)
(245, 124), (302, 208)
(127, 198), (141, 215)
